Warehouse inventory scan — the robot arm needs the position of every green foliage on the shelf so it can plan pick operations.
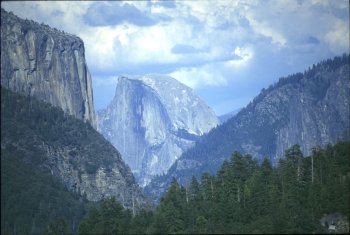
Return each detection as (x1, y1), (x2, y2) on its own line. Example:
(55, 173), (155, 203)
(150, 178), (187, 234)
(79, 141), (350, 234)
(2, 84), (348, 234)
(0, 86), (129, 234)
(1, 149), (88, 234)
(43, 218), (69, 235)
(78, 197), (131, 234)
(1, 86), (125, 179)
(146, 54), (350, 200)
(129, 209), (154, 234)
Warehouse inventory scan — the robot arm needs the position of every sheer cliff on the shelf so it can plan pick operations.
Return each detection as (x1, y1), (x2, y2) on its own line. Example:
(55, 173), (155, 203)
(1, 9), (95, 127)
(146, 54), (350, 201)
(1, 9), (149, 209)
(97, 74), (219, 186)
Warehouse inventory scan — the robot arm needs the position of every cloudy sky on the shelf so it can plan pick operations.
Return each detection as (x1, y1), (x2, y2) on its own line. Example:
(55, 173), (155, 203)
(2, 0), (349, 115)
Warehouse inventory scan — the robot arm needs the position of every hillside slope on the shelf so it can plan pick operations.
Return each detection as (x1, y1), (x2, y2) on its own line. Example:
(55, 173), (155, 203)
(146, 54), (350, 200)
(1, 87), (149, 209)
(1, 148), (89, 234)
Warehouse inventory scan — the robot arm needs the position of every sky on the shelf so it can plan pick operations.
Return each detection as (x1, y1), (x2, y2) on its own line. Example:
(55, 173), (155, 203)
(2, 0), (349, 115)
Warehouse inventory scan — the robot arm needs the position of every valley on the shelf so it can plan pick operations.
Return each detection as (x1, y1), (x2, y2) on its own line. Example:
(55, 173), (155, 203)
(1, 4), (349, 235)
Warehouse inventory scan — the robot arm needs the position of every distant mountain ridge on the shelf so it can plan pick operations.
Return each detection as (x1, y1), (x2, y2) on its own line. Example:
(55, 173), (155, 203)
(145, 54), (350, 201)
(218, 108), (242, 124)
(97, 74), (219, 186)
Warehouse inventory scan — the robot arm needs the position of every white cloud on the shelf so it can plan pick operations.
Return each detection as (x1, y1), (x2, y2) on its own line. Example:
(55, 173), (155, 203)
(248, 17), (287, 46)
(132, 25), (177, 62)
(168, 63), (227, 89)
(2, 1), (91, 34)
(325, 19), (350, 54)
(226, 46), (254, 67)
(2, 0), (349, 113)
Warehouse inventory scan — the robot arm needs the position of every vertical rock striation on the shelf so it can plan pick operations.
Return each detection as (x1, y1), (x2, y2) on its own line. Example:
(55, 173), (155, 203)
(1, 9), (95, 127)
(97, 74), (219, 186)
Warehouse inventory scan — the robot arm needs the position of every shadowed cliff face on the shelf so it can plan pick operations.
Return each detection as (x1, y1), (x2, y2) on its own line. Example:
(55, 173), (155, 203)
(1, 9), (95, 128)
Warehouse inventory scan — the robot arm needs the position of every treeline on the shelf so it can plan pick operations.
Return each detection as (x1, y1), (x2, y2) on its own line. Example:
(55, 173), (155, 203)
(79, 141), (349, 234)
(146, 54), (350, 197)
(265, 53), (349, 96)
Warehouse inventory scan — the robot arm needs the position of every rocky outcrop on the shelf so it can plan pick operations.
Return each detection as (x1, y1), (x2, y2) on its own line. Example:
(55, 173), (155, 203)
(1, 87), (149, 209)
(41, 143), (143, 205)
(97, 74), (219, 186)
(145, 55), (350, 201)
(320, 213), (349, 234)
(272, 65), (349, 160)
(1, 9), (95, 127)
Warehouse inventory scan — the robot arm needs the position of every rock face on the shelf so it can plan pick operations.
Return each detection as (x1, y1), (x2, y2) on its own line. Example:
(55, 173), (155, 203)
(1, 87), (149, 209)
(146, 55), (350, 201)
(97, 74), (219, 186)
(1, 9), (148, 209)
(1, 9), (95, 127)
(320, 213), (349, 234)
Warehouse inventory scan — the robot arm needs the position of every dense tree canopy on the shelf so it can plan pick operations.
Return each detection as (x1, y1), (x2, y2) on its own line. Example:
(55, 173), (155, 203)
(79, 141), (350, 234)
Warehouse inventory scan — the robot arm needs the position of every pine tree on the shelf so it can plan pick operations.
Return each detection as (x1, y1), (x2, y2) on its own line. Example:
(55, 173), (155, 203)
(78, 207), (102, 234)
(152, 178), (186, 234)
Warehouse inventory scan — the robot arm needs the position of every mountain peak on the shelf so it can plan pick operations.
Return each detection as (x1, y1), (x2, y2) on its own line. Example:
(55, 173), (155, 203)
(145, 54), (350, 201)
(97, 74), (219, 186)
(115, 74), (218, 135)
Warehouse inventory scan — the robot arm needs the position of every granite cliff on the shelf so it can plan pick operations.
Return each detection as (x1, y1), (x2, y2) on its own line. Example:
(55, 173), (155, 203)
(1, 9), (95, 127)
(1, 9), (149, 209)
(97, 74), (219, 186)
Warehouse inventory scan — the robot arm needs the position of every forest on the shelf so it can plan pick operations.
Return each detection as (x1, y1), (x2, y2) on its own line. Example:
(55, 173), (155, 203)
(0, 86), (133, 234)
(78, 141), (349, 234)
(146, 53), (350, 197)
(1, 85), (349, 234)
